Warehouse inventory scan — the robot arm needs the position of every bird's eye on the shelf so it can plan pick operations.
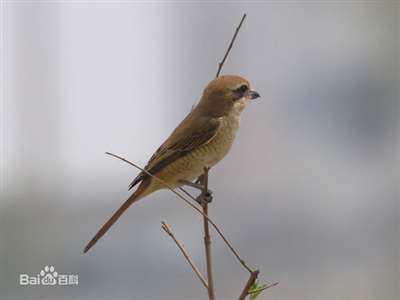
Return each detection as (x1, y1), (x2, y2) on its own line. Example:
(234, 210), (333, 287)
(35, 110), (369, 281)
(237, 84), (248, 94)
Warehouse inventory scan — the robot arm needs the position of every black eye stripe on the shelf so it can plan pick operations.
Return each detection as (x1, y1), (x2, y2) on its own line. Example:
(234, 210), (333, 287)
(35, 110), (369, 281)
(236, 84), (248, 93)
(232, 84), (248, 101)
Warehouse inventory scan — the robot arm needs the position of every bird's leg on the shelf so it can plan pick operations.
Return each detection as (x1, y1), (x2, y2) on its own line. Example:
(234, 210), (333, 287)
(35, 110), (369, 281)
(180, 179), (204, 190)
(195, 174), (204, 184)
(194, 174), (213, 204)
(179, 179), (213, 204)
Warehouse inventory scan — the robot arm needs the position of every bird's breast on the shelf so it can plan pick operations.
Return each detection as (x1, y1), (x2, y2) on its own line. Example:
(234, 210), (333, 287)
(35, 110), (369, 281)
(191, 114), (240, 167)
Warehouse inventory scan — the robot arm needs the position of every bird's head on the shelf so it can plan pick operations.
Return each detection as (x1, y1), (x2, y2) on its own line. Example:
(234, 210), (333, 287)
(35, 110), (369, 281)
(197, 75), (260, 117)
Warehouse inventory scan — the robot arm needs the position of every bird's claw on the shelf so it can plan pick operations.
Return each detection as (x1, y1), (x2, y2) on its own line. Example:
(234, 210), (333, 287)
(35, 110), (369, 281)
(195, 190), (213, 205)
(179, 179), (213, 205)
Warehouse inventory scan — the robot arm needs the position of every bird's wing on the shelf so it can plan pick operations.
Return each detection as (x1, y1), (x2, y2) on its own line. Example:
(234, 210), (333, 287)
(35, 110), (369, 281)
(128, 113), (221, 190)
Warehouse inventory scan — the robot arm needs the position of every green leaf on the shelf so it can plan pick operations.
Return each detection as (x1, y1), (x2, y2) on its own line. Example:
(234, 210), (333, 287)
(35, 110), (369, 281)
(248, 280), (267, 300)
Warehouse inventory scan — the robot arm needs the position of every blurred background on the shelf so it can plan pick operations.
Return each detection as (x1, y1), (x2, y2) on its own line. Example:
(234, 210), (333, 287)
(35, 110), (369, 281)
(1, 1), (398, 300)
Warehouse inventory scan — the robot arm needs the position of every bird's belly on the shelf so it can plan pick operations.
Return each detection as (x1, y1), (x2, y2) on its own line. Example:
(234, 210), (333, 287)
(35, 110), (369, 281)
(157, 116), (239, 187)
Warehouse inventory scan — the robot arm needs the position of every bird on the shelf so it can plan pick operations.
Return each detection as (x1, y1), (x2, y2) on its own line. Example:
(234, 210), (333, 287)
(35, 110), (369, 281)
(83, 75), (260, 253)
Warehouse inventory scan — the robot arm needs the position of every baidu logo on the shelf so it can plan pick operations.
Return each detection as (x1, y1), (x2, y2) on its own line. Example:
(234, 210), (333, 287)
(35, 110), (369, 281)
(19, 265), (78, 286)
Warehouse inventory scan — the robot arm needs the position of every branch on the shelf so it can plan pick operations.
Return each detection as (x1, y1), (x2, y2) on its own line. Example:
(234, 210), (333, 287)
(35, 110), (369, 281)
(215, 13), (247, 78)
(238, 270), (259, 300)
(201, 168), (215, 300)
(161, 221), (208, 290)
(105, 152), (253, 273)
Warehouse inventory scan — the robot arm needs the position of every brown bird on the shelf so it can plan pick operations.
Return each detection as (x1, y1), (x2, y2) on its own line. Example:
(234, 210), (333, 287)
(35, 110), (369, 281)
(84, 75), (260, 253)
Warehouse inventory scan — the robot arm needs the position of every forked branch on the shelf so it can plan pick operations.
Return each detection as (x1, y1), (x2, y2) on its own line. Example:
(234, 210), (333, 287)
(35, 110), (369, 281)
(238, 270), (259, 300)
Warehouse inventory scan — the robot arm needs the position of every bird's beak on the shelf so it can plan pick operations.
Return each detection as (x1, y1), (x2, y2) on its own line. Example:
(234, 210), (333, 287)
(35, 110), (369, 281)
(248, 90), (260, 100)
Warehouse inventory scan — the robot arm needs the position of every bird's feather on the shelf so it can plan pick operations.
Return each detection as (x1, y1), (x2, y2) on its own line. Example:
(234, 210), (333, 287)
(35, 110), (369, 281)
(128, 111), (221, 190)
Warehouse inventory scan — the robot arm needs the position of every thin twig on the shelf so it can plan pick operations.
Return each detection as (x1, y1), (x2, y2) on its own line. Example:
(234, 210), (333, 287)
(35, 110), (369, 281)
(161, 221), (208, 290)
(201, 168), (215, 300)
(105, 152), (253, 273)
(215, 13), (247, 78)
(238, 270), (259, 300)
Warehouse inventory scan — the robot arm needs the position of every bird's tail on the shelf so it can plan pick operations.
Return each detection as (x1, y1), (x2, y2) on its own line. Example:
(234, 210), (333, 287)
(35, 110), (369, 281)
(83, 181), (149, 254)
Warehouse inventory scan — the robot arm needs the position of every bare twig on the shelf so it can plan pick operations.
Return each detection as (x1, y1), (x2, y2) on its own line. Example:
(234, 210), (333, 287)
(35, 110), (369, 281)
(161, 221), (208, 290)
(215, 13), (247, 78)
(238, 270), (259, 300)
(105, 152), (253, 273)
(201, 168), (215, 300)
